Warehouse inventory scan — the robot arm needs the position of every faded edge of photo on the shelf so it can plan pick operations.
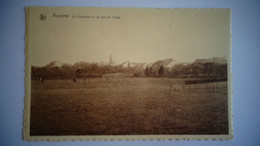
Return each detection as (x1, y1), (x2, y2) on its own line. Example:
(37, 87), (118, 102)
(23, 7), (233, 141)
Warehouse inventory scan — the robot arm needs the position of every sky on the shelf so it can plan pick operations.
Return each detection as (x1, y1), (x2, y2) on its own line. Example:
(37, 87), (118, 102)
(28, 7), (231, 66)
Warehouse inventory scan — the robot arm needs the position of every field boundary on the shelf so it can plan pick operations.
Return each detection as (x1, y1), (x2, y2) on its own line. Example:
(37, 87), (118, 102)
(169, 81), (228, 93)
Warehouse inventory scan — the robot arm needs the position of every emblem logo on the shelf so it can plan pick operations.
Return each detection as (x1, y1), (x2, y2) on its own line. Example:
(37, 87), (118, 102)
(40, 14), (46, 21)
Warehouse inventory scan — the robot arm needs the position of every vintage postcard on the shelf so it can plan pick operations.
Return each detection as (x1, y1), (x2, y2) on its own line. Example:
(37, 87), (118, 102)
(24, 7), (232, 141)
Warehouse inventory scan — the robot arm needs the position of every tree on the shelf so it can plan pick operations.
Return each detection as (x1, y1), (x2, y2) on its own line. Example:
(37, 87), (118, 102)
(145, 66), (150, 77)
(171, 64), (184, 77)
(149, 67), (154, 77)
(189, 63), (204, 77)
(158, 65), (164, 77)
(203, 62), (214, 76)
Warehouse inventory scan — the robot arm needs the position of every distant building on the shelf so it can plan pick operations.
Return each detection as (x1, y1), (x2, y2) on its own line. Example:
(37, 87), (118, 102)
(109, 54), (114, 65)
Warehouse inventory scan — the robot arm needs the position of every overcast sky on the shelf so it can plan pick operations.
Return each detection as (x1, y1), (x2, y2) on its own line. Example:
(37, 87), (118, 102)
(28, 8), (230, 66)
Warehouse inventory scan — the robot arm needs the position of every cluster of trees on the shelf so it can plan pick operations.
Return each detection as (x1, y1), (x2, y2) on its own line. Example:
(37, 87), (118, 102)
(145, 63), (227, 78)
(31, 61), (227, 80)
(170, 63), (227, 78)
(31, 66), (74, 80)
(31, 63), (142, 80)
(144, 65), (165, 77)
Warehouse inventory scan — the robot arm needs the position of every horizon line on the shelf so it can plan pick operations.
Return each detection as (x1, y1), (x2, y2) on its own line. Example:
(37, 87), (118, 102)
(31, 56), (227, 67)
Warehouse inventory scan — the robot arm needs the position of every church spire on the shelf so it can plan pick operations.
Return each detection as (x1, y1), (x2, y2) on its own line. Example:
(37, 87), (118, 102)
(109, 54), (113, 65)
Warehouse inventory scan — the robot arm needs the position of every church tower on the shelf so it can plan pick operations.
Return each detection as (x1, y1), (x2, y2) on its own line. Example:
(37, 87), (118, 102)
(109, 54), (113, 65)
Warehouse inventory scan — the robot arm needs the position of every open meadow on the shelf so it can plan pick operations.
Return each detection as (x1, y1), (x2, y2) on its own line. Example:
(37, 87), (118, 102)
(30, 78), (228, 135)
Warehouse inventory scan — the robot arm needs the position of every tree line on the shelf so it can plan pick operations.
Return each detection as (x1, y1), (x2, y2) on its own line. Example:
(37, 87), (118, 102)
(31, 62), (227, 80)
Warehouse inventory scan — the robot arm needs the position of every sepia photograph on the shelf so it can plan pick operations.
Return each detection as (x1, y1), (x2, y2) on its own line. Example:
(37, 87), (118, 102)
(24, 7), (232, 140)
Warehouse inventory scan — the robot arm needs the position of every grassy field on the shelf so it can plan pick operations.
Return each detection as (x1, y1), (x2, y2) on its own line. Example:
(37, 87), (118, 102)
(30, 78), (228, 135)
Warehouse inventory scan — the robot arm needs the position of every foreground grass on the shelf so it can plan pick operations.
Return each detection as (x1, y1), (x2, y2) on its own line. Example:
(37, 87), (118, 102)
(30, 78), (228, 135)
